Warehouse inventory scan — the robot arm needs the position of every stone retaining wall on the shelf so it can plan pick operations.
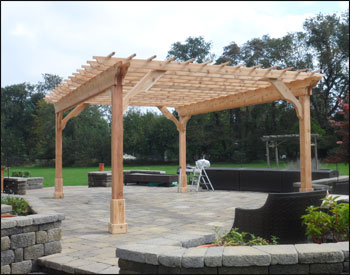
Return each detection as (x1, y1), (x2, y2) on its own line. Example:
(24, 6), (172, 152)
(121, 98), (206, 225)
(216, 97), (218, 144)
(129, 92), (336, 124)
(88, 171), (112, 187)
(116, 233), (349, 274)
(3, 177), (43, 195)
(1, 195), (64, 274)
(88, 170), (166, 187)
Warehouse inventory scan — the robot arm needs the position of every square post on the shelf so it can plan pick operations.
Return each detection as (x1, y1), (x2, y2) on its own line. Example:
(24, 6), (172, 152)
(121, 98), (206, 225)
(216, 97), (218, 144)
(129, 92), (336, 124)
(299, 95), (313, 192)
(109, 69), (128, 234)
(179, 116), (190, 193)
(266, 141), (270, 168)
(54, 112), (64, 198)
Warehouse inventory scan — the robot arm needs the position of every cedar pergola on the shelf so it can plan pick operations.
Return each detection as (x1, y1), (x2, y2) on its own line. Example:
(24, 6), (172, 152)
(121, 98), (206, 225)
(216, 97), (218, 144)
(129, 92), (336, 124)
(261, 134), (320, 169)
(44, 52), (323, 234)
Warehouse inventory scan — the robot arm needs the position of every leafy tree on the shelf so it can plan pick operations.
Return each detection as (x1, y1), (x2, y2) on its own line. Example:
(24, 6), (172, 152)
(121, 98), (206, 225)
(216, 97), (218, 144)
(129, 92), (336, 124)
(36, 74), (63, 94)
(29, 100), (56, 161)
(166, 36), (214, 63)
(304, 12), (349, 130)
(326, 97), (349, 163)
(1, 83), (35, 165)
(62, 105), (111, 166)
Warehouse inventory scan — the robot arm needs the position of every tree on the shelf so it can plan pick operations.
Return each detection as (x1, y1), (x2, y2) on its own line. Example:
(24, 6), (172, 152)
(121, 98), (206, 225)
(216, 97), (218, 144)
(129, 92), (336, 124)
(166, 36), (214, 63)
(326, 97), (349, 163)
(1, 83), (35, 165)
(304, 12), (349, 130)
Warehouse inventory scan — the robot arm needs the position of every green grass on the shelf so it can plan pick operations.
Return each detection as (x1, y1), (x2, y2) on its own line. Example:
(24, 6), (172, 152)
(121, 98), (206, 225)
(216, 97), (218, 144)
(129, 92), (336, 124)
(10, 162), (348, 188)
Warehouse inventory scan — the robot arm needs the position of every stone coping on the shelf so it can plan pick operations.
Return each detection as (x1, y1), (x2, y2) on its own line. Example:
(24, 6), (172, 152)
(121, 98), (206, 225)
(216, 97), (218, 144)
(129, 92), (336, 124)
(116, 233), (349, 268)
(294, 175), (349, 187)
(1, 193), (65, 227)
(4, 177), (44, 181)
(88, 170), (166, 175)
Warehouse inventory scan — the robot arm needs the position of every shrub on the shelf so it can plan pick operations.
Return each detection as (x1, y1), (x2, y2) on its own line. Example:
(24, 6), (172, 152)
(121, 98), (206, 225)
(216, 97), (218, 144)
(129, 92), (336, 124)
(1, 196), (33, 216)
(301, 196), (349, 243)
(11, 171), (31, 177)
(214, 227), (278, 246)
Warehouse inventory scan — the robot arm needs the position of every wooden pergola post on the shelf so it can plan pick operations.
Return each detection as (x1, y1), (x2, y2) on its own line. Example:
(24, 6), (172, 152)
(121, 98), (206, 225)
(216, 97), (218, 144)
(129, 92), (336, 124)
(275, 142), (279, 169)
(265, 141), (270, 168)
(54, 112), (64, 198)
(179, 116), (190, 192)
(299, 95), (313, 192)
(109, 66), (128, 234)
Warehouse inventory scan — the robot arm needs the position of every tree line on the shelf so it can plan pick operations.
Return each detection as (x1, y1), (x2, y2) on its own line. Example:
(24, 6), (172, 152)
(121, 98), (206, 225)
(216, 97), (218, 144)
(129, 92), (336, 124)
(1, 11), (348, 167)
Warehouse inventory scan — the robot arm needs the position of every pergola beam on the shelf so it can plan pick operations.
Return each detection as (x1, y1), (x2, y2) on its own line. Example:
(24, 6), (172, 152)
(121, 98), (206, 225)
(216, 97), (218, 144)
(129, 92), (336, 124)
(177, 78), (317, 117)
(54, 61), (122, 113)
(92, 57), (322, 80)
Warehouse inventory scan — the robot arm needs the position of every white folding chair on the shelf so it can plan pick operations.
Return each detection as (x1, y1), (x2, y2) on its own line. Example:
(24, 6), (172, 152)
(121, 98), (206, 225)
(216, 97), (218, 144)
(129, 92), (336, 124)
(192, 159), (214, 191)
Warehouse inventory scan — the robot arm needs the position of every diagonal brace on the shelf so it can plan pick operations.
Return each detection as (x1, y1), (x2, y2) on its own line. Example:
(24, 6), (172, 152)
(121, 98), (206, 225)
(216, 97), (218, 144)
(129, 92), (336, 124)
(123, 70), (166, 112)
(61, 103), (89, 130)
(269, 79), (303, 120)
(158, 107), (191, 132)
(158, 106), (181, 131)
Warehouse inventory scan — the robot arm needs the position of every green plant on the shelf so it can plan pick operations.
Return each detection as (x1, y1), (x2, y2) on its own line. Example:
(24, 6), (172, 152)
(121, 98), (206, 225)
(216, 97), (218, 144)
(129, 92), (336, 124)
(213, 227), (278, 246)
(1, 196), (33, 216)
(11, 171), (31, 177)
(301, 196), (349, 243)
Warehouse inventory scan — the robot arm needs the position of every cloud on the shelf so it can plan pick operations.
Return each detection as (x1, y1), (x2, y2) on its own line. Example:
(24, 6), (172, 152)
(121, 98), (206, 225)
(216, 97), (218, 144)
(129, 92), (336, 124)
(1, 1), (348, 87)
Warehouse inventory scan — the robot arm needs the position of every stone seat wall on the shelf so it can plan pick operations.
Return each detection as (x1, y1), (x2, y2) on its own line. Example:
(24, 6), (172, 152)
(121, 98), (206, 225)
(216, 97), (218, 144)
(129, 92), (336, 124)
(3, 177), (43, 195)
(115, 233), (349, 274)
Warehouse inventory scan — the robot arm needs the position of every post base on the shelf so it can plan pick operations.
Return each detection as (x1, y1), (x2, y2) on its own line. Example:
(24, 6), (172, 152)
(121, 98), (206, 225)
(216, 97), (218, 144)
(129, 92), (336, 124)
(299, 187), (314, 192)
(109, 199), (127, 234)
(54, 192), (64, 198)
(54, 178), (64, 198)
(108, 223), (128, 234)
(180, 187), (189, 192)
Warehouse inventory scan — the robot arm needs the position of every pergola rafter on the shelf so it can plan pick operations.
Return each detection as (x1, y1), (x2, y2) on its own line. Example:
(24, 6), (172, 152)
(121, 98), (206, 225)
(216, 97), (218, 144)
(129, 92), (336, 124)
(44, 53), (323, 234)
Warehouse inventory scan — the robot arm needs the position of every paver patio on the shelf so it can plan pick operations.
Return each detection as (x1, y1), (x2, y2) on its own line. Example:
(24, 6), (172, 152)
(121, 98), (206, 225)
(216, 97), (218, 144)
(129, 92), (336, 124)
(26, 185), (268, 273)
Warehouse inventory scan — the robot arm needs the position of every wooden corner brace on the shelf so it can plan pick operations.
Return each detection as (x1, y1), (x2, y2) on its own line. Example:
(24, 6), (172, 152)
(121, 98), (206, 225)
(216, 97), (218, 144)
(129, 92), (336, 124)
(158, 107), (191, 132)
(268, 79), (303, 120)
(59, 103), (89, 130)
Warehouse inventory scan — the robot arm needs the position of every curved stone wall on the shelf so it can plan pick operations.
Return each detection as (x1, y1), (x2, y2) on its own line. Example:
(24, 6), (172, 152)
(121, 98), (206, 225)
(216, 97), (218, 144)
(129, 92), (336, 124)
(116, 232), (349, 274)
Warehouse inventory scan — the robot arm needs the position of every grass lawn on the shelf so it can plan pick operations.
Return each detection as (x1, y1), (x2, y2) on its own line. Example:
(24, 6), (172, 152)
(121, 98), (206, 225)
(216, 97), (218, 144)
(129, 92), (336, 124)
(10, 162), (349, 188)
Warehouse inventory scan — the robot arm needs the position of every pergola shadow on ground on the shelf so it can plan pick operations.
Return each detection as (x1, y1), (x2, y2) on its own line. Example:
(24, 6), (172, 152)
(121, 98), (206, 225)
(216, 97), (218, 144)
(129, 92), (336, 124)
(44, 52), (323, 233)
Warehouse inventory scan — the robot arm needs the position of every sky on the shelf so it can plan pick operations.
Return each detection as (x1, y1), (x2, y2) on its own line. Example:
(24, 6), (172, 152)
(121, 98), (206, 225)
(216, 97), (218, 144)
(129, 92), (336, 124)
(1, 1), (348, 88)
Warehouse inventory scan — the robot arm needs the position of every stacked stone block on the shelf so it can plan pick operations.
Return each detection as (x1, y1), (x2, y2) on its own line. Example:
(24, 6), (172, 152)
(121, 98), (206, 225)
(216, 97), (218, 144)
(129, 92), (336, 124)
(1, 213), (64, 274)
(88, 171), (112, 187)
(3, 178), (27, 195)
(26, 178), (44, 190)
(3, 177), (43, 195)
(116, 233), (349, 274)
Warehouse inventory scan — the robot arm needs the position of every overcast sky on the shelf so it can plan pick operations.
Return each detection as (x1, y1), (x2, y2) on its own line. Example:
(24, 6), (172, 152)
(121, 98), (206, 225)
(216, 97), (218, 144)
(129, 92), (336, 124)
(1, 1), (348, 88)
